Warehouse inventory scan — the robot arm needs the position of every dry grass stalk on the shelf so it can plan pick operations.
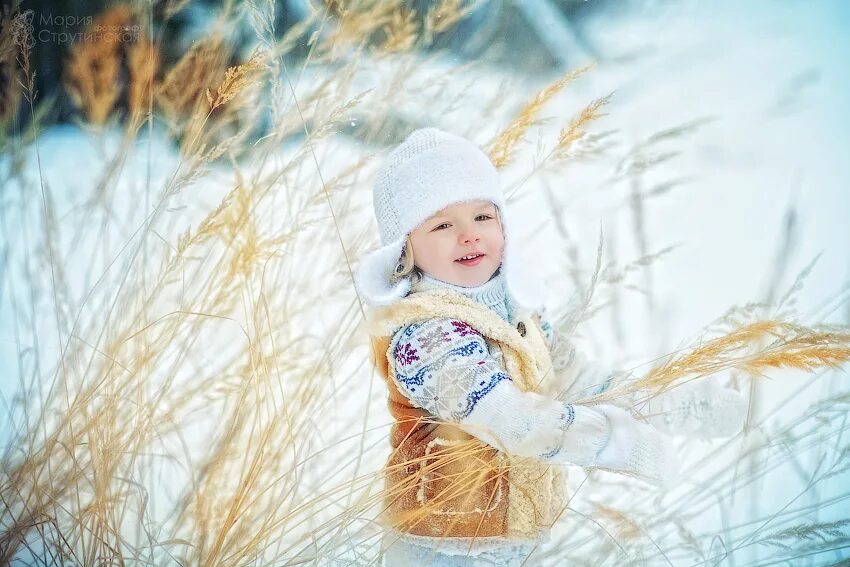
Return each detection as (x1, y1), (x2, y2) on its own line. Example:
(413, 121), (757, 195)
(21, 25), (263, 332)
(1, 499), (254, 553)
(323, 1), (400, 52)
(206, 49), (267, 112)
(379, 8), (419, 54)
(591, 320), (850, 404)
(425, 0), (466, 35)
(487, 63), (594, 169)
(503, 92), (614, 201)
(63, 8), (126, 125)
(323, 0), (349, 16)
(277, 11), (323, 58)
(552, 93), (612, 160)
(127, 38), (159, 120)
(323, 0), (473, 57)
(156, 36), (247, 159)
(222, 184), (293, 280)
(756, 519), (850, 550)
(0, 162), (342, 560)
(62, 4), (160, 127)
(0, 9), (23, 122)
(600, 245), (678, 286)
(6, 8), (36, 105)
(595, 503), (643, 540)
(613, 118), (714, 180)
(164, 0), (194, 19)
(157, 36), (229, 122)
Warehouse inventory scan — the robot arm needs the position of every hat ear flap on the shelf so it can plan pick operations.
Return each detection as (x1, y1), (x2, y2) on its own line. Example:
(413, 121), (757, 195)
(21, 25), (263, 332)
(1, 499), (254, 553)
(354, 237), (412, 306)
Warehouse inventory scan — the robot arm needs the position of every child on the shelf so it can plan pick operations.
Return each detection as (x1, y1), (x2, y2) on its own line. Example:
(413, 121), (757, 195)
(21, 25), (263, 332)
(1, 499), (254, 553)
(355, 128), (747, 566)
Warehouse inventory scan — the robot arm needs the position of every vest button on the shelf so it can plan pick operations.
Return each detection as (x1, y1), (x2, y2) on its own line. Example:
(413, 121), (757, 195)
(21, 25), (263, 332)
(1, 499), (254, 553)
(516, 322), (526, 336)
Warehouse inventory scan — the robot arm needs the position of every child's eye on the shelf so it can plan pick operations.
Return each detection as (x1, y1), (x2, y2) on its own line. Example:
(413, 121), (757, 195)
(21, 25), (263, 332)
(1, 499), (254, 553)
(431, 216), (491, 231)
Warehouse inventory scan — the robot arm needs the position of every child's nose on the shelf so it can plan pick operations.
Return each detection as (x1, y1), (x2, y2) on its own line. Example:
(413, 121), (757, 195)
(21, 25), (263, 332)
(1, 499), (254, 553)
(459, 225), (481, 244)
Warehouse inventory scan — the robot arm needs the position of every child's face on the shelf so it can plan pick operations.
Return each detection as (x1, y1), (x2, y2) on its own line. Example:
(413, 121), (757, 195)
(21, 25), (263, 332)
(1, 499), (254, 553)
(408, 199), (504, 287)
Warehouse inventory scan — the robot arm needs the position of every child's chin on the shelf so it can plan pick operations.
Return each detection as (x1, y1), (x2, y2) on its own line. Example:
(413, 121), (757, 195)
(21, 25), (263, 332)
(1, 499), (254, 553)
(453, 266), (495, 286)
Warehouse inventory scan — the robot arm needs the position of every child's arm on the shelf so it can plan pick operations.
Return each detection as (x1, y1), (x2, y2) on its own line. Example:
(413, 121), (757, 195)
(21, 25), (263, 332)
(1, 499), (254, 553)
(536, 308), (747, 439)
(636, 377), (748, 439)
(389, 318), (677, 486)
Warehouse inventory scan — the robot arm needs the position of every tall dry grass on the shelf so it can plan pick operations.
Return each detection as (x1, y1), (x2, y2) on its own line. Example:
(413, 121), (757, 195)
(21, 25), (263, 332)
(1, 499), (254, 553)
(1, 1), (849, 566)
(63, 5), (141, 126)
(0, 8), (23, 125)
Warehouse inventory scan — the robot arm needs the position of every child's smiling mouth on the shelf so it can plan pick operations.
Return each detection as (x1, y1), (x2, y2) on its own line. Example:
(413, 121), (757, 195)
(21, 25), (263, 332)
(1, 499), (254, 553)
(455, 253), (485, 266)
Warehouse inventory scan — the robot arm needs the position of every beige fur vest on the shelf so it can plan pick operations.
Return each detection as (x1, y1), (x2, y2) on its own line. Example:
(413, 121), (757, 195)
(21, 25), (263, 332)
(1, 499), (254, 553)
(367, 287), (568, 540)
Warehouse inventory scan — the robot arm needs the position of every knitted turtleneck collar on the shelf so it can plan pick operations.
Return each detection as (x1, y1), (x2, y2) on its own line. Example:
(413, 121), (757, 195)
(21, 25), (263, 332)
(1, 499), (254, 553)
(409, 268), (514, 323)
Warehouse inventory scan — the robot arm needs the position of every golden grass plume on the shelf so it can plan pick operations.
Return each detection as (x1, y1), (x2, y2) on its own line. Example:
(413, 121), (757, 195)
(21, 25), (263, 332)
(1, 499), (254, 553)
(63, 4), (161, 127)
(157, 36), (229, 122)
(63, 7), (126, 125)
(425, 0), (467, 36)
(487, 63), (594, 169)
(380, 8), (419, 54)
(206, 48), (268, 112)
(591, 319), (850, 405)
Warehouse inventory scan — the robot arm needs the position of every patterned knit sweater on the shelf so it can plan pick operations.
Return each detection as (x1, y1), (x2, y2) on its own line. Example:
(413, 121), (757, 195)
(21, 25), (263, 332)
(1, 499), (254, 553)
(380, 269), (676, 556)
(386, 271), (670, 466)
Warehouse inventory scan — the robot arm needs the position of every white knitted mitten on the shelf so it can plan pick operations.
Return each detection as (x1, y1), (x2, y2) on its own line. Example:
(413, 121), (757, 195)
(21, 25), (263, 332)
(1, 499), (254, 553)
(641, 378), (748, 439)
(592, 404), (680, 488)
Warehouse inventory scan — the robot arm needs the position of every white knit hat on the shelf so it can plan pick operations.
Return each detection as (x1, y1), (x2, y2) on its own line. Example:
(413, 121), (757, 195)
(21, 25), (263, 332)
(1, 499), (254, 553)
(354, 127), (546, 311)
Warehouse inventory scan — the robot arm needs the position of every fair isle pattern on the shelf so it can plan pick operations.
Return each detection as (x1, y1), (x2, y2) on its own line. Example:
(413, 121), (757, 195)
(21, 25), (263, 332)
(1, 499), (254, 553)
(368, 288), (567, 539)
(391, 319), (514, 422)
(390, 317), (583, 462)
